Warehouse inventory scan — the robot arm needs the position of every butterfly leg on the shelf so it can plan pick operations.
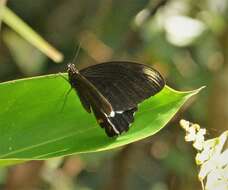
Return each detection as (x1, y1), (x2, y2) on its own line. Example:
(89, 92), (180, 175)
(60, 87), (73, 112)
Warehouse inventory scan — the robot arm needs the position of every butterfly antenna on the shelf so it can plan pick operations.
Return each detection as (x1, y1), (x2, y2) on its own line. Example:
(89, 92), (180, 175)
(60, 42), (83, 112)
(71, 41), (82, 65)
(60, 42), (82, 112)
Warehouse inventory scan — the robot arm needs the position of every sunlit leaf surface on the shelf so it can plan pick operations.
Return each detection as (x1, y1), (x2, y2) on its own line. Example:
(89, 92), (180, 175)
(0, 74), (202, 166)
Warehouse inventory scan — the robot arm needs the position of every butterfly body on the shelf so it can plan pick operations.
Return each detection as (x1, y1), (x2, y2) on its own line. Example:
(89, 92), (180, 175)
(67, 61), (165, 137)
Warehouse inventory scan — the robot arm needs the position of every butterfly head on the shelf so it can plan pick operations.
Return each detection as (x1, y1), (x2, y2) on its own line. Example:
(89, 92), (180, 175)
(67, 63), (79, 74)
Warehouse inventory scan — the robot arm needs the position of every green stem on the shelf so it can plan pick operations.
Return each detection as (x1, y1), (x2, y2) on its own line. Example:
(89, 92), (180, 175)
(1, 6), (63, 63)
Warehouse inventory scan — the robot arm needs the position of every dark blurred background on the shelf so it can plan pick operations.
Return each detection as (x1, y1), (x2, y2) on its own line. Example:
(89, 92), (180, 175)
(0, 0), (228, 189)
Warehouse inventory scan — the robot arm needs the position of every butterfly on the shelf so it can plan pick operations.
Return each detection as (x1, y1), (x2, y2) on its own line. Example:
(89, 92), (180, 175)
(67, 61), (165, 137)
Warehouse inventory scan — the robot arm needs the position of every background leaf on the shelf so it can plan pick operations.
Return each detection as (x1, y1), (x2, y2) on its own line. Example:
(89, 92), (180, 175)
(1, 6), (63, 63)
(0, 74), (202, 166)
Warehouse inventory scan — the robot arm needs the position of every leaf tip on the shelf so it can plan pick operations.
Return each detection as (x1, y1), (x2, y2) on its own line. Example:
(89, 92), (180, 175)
(191, 86), (206, 96)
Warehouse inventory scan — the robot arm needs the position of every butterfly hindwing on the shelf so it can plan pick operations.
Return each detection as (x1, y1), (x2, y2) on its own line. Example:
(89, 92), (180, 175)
(92, 105), (137, 137)
(107, 107), (137, 134)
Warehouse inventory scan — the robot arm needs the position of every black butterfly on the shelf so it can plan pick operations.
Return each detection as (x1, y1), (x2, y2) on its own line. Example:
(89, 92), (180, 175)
(67, 61), (165, 137)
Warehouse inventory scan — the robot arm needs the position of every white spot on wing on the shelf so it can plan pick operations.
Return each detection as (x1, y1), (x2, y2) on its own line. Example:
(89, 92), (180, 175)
(110, 111), (115, 117)
(116, 110), (124, 114)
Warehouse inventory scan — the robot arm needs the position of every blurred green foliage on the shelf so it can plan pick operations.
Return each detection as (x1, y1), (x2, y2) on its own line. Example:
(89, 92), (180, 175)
(0, 0), (228, 190)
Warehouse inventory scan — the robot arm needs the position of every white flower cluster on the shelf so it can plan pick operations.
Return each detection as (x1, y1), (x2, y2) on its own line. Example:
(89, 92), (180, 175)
(180, 119), (228, 190)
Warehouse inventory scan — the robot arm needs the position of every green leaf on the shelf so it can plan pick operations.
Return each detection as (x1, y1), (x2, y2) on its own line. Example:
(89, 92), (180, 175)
(0, 74), (203, 166)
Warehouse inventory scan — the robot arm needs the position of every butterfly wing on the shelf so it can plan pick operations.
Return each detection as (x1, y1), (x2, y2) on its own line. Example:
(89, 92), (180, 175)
(70, 75), (135, 137)
(75, 83), (91, 113)
(70, 61), (165, 137)
(74, 78), (137, 137)
(80, 61), (165, 111)
(92, 105), (137, 137)
(68, 67), (114, 116)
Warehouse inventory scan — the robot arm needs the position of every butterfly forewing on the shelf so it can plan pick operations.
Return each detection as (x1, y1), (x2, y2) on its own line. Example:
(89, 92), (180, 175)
(80, 62), (165, 111)
(75, 84), (91, 113)
(68, 67), (113, 116)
